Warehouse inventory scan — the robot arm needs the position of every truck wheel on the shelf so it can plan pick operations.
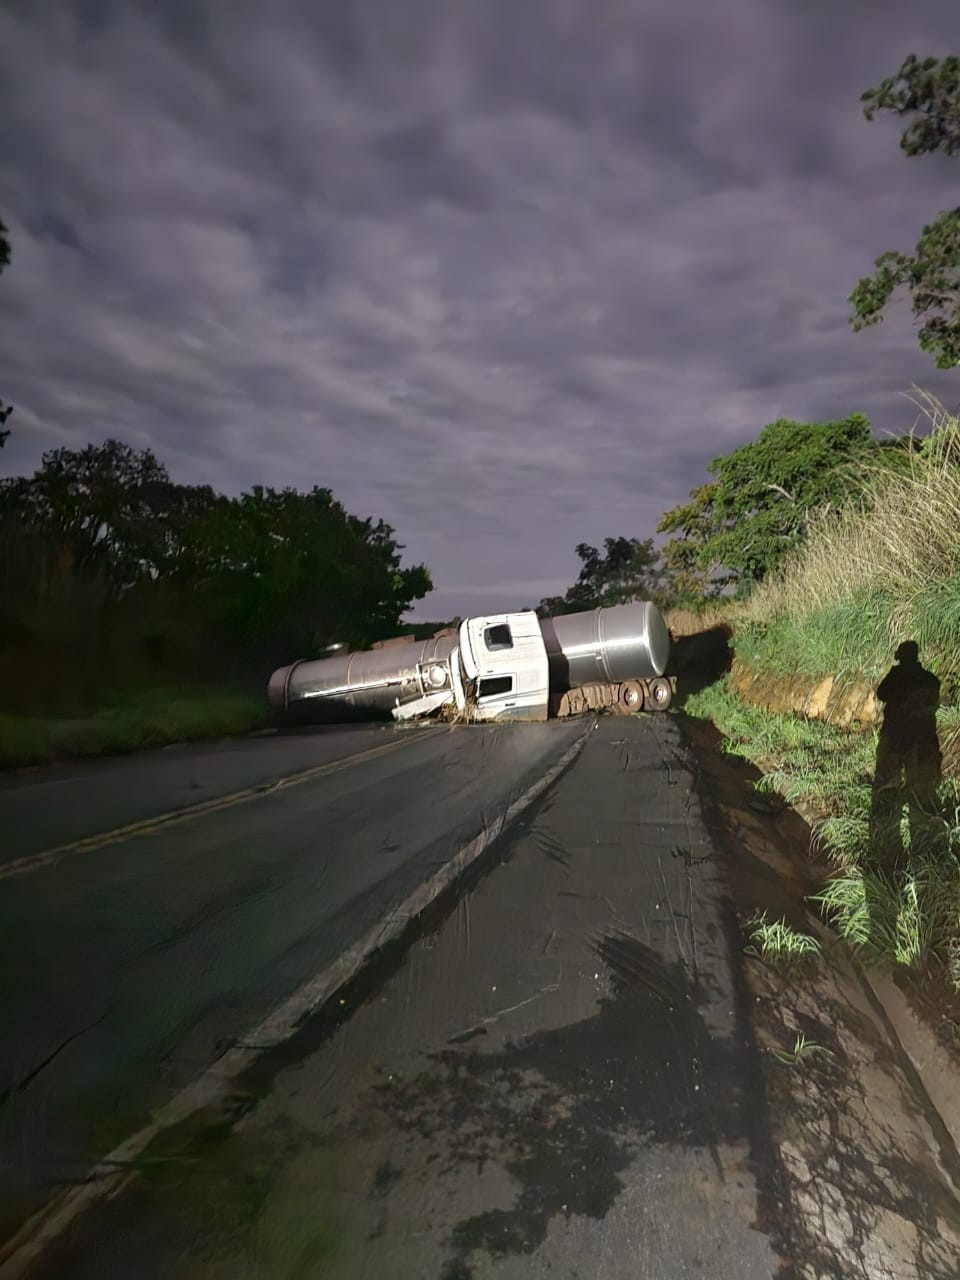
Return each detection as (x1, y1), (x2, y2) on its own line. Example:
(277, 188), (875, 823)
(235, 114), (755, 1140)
(617, 680), (645, 713)
(646, 677), (673, 711)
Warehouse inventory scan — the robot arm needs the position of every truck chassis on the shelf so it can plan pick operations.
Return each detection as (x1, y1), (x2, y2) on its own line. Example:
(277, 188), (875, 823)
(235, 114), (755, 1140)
(552, 675), (677, 718)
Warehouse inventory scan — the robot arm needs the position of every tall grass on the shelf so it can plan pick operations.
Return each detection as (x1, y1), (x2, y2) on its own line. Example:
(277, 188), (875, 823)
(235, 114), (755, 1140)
(740, 393), (960, 692)
(665, 600), (742, 638)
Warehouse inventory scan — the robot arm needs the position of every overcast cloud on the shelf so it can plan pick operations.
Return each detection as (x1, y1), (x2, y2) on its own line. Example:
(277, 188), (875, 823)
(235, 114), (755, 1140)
(1, 0), (958, 618)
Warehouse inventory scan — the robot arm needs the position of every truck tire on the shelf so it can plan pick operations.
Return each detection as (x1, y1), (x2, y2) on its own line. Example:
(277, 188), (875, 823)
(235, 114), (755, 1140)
(645, 677), (673, 711)
(617, 680), (645, 713)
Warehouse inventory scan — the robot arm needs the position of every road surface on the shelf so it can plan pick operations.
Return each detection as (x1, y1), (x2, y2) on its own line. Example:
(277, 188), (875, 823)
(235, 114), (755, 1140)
(2, 723), (438, 863)
(0, 722), (585, 1244)
(1, 715), (790, 1278)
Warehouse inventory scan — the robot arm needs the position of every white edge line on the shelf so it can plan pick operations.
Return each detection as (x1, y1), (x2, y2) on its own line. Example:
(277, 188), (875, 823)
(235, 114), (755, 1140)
(0, 723), (593, 1279)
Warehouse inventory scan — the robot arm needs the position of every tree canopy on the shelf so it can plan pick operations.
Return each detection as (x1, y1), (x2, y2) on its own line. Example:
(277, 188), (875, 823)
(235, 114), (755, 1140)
(0, 440), (432, 683)
(849, 54), (960, 368)
(657, 415), (911, 595)
(0, 440), (189, 590)
(537, 537), (666, 616)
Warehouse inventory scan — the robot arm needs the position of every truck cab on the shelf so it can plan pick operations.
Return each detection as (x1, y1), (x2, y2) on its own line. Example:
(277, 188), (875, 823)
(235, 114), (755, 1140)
(456, 611), (550, 722)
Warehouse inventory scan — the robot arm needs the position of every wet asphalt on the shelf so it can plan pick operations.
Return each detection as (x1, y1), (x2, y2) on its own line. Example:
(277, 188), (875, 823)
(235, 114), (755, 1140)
(1, 722), (416, 864)
(0, 717), (586, 1250)
(17, 715), (790, 1279)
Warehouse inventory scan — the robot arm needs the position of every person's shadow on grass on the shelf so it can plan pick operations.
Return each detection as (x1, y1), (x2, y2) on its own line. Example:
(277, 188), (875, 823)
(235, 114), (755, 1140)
(868, 641), (943, 883)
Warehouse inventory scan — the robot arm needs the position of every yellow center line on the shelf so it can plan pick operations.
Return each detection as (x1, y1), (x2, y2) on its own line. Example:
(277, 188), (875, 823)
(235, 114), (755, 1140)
(0, 731), (428, 883)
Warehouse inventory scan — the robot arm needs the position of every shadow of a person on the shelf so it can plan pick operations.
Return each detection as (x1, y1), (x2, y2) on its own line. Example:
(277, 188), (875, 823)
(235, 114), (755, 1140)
(869, 640), (942, 876)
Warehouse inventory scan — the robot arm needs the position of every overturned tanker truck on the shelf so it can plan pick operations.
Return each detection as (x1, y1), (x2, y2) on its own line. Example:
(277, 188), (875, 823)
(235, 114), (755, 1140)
(268, 601), (674, 724)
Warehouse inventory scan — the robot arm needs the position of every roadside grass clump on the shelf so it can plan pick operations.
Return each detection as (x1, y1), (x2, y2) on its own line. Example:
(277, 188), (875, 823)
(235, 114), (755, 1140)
(810, 812), (871, 873)
(745, 912), (822, 970)
(740, 393), (960, 688)
(771, 1033), (834, 1067)
(811, 848), (960, 971)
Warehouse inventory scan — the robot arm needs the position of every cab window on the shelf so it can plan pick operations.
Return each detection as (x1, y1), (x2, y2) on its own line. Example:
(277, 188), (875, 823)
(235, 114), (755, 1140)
(483, 624), (513, 652)
(477, 675), (514, 698)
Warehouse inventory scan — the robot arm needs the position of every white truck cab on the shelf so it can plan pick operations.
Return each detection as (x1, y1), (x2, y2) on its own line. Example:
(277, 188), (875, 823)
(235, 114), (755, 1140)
(455, 611), (550, 722)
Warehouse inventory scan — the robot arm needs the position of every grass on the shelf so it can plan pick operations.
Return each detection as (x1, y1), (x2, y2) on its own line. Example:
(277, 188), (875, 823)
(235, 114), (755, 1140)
(0, 686), (271, 768)
(686, 680), (960, 989)
(811, 859), (960, 971)
(745, 912), (822, 969)
(771, 1033), (834, 1067)
(665, 600), (741, 638)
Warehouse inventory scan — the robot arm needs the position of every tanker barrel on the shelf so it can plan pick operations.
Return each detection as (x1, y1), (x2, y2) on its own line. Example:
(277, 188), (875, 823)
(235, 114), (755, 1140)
(539, 601), (670, 690)
(267, 633), (458, 715)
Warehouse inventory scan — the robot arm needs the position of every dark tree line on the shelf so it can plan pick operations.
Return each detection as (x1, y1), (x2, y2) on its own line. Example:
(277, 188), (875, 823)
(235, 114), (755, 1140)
(0, 440), (431, 713)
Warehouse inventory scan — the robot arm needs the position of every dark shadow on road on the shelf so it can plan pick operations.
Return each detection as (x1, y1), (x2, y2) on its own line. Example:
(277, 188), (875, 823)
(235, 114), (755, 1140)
(370, 932), (786, 1280)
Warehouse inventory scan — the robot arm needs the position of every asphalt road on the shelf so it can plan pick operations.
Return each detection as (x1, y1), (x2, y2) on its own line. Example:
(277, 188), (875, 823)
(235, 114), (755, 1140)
(0, 718), (587, 1258)
(6, 715), (791, 1279)
(1, 723), (424, 864)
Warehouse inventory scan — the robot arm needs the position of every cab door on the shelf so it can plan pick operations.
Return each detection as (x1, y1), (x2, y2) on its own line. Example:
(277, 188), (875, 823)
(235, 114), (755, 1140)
(460, 612), (549, 721)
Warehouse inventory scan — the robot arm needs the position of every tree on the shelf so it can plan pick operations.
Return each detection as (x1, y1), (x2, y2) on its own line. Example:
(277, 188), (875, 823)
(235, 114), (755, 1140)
(0, 216), (12, 447)
(657, 415), (908, 595)
(170, 484), (432, 653)
(849, 54), (960, 368)
(0, 439), (188, 591)
(0, 439), (433, 661)
(537, 536), (666, 616)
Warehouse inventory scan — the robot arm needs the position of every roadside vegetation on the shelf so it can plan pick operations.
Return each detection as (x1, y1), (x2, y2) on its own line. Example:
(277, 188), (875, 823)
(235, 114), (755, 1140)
(0, 689), (271, 769)
(739, 397), (960, 678)
(685, 676), (960, 992)
(697, 400), (960, 992)
(848, 53), (960, 370)
(657, 51), (960, 995)
(657, 412), (914, 600)
(535, 535), (670, 616)
(0, 438), (432, 767)
(744, 912), (822, 971)
(734, 395), (960, 772)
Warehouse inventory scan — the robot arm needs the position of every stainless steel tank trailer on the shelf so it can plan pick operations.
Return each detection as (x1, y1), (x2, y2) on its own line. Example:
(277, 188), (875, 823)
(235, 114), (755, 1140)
(268, 601), (675, 724)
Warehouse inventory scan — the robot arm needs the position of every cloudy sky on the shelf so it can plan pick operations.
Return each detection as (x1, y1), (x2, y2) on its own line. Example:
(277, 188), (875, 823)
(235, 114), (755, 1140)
(1, 1), (958, 619)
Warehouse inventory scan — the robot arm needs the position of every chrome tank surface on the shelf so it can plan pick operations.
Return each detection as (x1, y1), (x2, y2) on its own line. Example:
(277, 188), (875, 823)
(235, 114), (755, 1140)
(539, 602), (670, 690)
(268, 633), (458, 716)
